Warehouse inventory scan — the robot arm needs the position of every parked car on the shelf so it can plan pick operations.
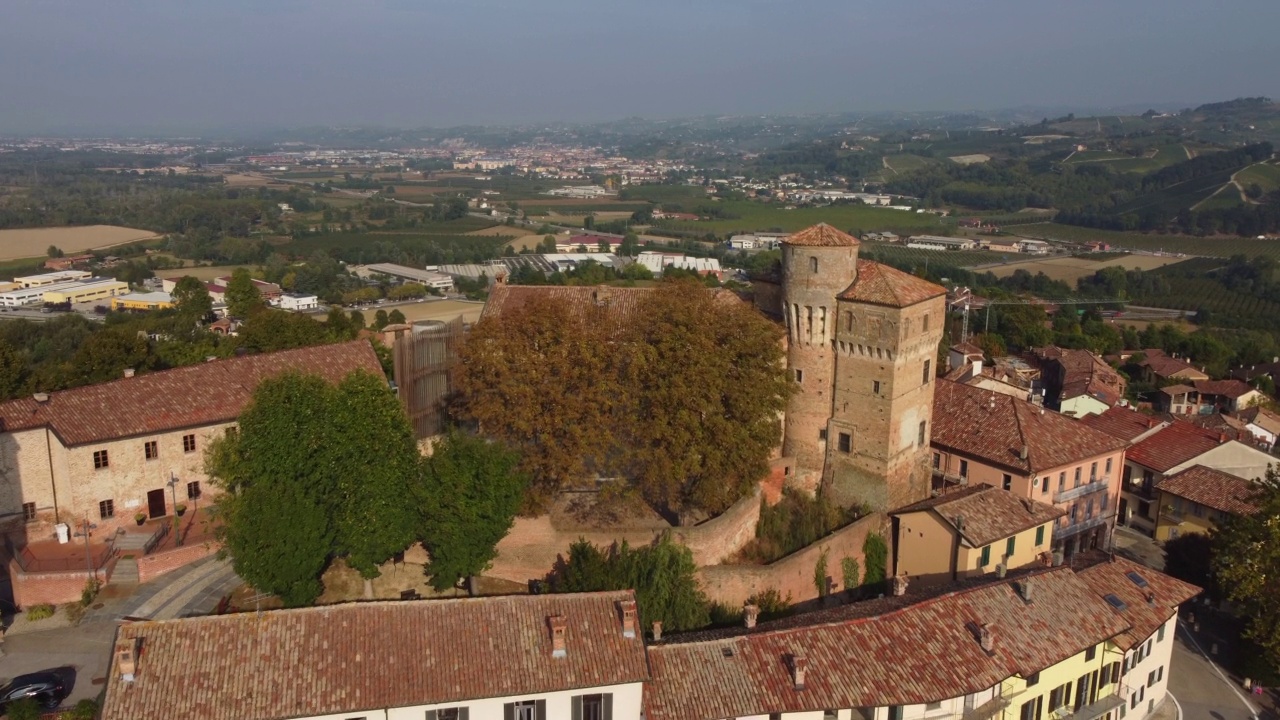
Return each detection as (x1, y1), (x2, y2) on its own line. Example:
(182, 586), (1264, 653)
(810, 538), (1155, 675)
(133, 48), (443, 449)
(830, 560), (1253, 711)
(0, 671), (69, 711)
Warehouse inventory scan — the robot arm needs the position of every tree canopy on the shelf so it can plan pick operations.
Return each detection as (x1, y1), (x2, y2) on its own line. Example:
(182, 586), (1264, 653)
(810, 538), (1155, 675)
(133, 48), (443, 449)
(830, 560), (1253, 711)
(207, 369), (420, 606)
(1212, 466), (1280, 668)
(225, 267), (265, 317)
(171, 275), (213, 319)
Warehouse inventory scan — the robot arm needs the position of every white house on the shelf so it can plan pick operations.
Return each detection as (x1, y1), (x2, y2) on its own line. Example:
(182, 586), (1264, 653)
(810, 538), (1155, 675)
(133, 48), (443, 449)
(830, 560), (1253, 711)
(102, 591), (650, 720)
(277, 292), (320, 311)
(905, 235), (976, 251)
(1240, 406), (1280, 447)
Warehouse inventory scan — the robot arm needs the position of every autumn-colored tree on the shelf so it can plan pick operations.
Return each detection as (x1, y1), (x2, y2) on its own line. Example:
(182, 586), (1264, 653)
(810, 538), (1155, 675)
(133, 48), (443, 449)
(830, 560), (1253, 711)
(454, 293), (619, 511)
(620, 280), (789, 518)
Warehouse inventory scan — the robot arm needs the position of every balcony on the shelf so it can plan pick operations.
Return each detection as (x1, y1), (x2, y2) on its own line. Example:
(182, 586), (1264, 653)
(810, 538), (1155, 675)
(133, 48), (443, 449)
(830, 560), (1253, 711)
(1050, 685), (1128, 720)
(1160, 505), (1185, 525)
(1053, 514), (1109, 541)
(961, 694), (1010, 720)
(1054, 477), (1110, 504)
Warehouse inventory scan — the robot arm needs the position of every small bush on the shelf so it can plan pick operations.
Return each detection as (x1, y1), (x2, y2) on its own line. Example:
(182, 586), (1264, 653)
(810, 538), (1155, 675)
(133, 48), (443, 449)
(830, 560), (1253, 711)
(736, 488), (863, 564)
(746, 587), (793, 621)
(814, 548), (830, 597)
(862, 532), (889, 587)
(841, 556), (861, 592)
(25, 603), (55, 621)
(67, 699), (99, 720)
(6, 697), (40, 720)
(63, 601), (87, 625)
(81, 577), (101, 607)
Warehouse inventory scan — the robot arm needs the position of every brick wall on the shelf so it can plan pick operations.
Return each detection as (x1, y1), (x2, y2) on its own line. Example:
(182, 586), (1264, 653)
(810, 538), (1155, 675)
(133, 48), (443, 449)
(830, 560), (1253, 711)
(697, 512), (889, 607)
(136, 540), (221, 584)
(8, 556), (115, 608)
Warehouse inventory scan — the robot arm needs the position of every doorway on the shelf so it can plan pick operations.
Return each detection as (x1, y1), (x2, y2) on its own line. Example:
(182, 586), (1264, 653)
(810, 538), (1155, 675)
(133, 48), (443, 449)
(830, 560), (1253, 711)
(147, 489), (167, 519)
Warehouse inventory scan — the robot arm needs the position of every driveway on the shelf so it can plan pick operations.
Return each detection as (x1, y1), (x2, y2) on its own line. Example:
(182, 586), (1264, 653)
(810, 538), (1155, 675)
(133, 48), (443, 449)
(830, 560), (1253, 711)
(1173, 615), (1273, 720)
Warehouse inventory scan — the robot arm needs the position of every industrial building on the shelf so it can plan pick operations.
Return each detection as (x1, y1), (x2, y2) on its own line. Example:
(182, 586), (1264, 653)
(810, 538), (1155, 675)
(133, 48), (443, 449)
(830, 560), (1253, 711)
(358, 263), (455, 291)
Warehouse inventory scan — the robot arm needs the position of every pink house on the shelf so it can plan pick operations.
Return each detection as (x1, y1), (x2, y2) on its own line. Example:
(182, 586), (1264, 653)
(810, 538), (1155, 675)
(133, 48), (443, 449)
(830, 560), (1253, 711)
(929, 380), (1128, 558)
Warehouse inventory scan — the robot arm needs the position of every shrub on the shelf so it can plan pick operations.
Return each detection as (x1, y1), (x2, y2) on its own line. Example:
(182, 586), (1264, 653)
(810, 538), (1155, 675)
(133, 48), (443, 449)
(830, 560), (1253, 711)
(25, 603), (55, 621)
(841, 556), (861, 592)
(747, 587), (793, 621)
(81, 577), (101, 607)
(863, 531), (889, 587)
(67, 699), (100, 720)
(814, 548), (830, 597)
(6, 698), (40, 720)
(736, 488), (863, 564)
(63, 601), (87, 625)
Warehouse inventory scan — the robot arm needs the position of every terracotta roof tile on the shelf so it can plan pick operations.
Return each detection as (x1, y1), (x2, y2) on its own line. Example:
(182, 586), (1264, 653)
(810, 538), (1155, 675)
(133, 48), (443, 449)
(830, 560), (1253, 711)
(1155, 465), (1261, 516)
(1049, 348), (1125, 406)
(1140, 354), (1207, 380)
(837, 260), (945, 309)
(1193, 379), (1255, 399)
(1075, 554), (1200, 651)
(1240, 406), (1280, 435)
(0, 341), (383, 446)
(1078, 406), (1168, 443)
(932, 380), (1127, 474)
(103, 591), (649, 720)
(1126, 420), (1225, 473)
(644, 567), (1129, 719)
(891, 484), (1066, 547)
(782, 223), (860, 247)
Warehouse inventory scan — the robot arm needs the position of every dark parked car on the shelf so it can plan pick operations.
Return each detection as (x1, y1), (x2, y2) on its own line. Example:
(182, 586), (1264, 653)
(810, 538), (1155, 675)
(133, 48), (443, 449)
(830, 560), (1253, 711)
(0, 671), (68, 710)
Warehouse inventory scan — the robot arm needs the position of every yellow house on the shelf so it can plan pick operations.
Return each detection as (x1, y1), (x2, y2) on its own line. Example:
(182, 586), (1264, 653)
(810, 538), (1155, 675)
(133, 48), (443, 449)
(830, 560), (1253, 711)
(111, 291), (175, 312)
(891, 483), (1065, 586)
(1153, 464), (1259, 542)
(1002, 633), (1125, 720)
(42, 279), (128, 304)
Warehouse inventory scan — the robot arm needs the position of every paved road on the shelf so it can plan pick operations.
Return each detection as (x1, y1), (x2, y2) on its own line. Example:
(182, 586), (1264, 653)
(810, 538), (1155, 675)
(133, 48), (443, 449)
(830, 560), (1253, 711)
(1171, 618), (1268, 720)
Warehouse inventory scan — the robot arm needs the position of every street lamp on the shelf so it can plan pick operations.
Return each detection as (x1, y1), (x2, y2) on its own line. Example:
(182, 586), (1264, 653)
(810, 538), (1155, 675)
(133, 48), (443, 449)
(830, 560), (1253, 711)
(167, 473), (183, 547)
(72, 519), (97, 580)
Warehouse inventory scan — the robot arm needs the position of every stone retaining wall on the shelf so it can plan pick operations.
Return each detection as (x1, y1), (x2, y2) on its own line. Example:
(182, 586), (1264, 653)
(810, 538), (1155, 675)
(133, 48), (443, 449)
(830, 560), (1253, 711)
(8, 556), (116, 608)
(136, 541), (222, 584)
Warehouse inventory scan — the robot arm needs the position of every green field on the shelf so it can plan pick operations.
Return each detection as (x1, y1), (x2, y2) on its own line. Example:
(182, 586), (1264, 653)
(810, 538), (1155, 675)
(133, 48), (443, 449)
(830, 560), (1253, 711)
(1193, 186), (1245, 211)
(369, 217), (499, 234)
(859, 243), (1017, 269)
(1111, 168), (1237, 216)
(1062, 143), (1192, 174)
(882, 154), (933, 174)
(1018, 223), (1280, 259)
(523, 203), (649, 215)
(280, 232), (508, 265)
(1236, 162), (1280, 193)
(617, 184), (707, 205)
(652, 200), (948, 237)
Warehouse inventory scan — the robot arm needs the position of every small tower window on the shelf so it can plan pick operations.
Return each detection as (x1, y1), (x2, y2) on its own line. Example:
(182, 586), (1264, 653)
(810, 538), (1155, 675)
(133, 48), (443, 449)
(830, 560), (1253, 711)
(810, 256), (818, 273)
(922, 360), (931, 385)
(923, 314), (930, 332)
(873, 380), (881, 394)
(795, 369), (804, 383)
(918, 420), (927, 446)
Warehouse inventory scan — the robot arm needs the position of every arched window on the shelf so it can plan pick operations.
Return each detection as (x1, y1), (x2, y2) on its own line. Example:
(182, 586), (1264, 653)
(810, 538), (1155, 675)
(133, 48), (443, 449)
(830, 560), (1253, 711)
(810, 256), (818, 273)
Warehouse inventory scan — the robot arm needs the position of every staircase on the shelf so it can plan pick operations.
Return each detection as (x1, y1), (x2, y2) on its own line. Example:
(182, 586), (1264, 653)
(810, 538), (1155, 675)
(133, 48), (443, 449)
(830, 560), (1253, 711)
(108, 531), (154, 587)
(111, 557), (139, 586)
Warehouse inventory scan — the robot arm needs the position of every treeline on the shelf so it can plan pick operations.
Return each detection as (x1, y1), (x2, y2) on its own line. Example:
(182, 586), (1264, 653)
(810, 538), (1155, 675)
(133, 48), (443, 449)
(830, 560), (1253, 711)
(884, 160), (1137, 213)
(747, 140), (885, 182)
(1142, 142), (1272, 191)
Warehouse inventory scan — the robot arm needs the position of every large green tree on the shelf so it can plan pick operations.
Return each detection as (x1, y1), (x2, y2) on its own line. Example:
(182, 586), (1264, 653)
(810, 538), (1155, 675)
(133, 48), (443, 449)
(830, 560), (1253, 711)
(419, 432), (526, 591)
(207, 370), (421, 606)
(0, 339), (26, 399)
(171, 276), (213, 320)
(1212, 466), (1280, 667)
(225, 267), (265, 317)
(236, 309), (331, 353)
(621, 280), (789, 518)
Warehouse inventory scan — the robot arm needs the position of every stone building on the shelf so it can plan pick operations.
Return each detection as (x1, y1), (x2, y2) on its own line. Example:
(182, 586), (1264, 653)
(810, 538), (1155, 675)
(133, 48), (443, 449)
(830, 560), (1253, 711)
(770, 224), (946, 509)
(0, 341), (383, 540)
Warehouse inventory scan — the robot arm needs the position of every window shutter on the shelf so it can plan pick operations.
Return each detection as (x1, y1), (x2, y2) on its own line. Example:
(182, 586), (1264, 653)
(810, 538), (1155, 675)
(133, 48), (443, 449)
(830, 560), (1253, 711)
(572, 696), (582, 720)
(426, 712), (437, 720)
(504, 703), (515, 720)
(603, 693), (613, 720)
(459, 709), (470, 720)
(535, 699), (547, 720)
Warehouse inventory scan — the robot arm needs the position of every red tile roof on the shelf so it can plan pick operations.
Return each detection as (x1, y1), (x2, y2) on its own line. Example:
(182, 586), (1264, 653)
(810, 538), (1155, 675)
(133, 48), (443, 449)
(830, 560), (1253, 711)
(782, 223), (860, 247)
(837, 260), (945, 309)
(1075, 555), (1200, 651)
(1125, 420), (1225, 473)
(103, 591), (649, 720)
(644, 567), (1129, 719)
(1078, 406), (1167, 443)
(932, 380), (1127, 474)
(0, 341), (383, 446)
(1051, 348), (1125, 406)
(891, 484), (1066, 548)
(1240, 406), (1280, 436)
(1140, 353), (1208, 381)
(1155, 465), (1261, 516)
(1193, 379), (1256, 399)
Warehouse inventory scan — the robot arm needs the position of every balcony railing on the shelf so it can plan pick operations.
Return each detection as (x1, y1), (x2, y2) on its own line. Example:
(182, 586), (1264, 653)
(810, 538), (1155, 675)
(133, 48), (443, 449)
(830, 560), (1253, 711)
(1053, 514), (1109, 541)
(1054, 477), (1110, 503)
(1051, 684), (1129, 720)
(961, 694), (1010, 720)
(1160, 505), (1185, 525)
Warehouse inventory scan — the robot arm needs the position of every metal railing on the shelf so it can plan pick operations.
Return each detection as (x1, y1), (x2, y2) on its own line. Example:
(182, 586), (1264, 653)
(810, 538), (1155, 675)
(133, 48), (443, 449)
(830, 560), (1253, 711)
(1053, 514), (1110, 541)
(4, 533), (118, 574)
(1054, 477), (1110, 503)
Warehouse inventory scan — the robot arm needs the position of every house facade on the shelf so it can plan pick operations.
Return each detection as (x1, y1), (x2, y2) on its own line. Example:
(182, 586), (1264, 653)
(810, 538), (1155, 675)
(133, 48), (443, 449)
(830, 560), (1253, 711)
(1153, 465), (1259, 542)
(0, 341), (384, 538)
(930, 380), (1127, 556)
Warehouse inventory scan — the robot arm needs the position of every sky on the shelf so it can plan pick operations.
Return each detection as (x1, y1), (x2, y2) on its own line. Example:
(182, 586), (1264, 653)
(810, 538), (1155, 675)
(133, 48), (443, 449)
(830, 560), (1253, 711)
(1, 0), (1277, 134)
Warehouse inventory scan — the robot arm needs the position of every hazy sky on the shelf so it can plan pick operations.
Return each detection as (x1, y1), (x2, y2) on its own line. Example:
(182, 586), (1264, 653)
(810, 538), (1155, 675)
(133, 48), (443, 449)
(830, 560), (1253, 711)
(2, 0), (1277, 133)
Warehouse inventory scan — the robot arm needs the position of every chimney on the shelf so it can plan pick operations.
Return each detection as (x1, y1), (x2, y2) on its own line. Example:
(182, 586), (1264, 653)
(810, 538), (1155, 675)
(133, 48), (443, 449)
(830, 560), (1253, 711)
(548, 615), (567, 659)
(744, 604), (760, 629)
(1019, 445), (1029, 460)
(123, 368), (135, 378)
(32, 392), (49, 404)
(955, 514), (965, 533)
(979, 623), (995, 654)
(1017, 579), (1034, 603)
(651, 621), (663, 642)
(1147, 592), (1156, 607)
(115, 639), (138, 682)
(618, 599), (637, 639)
(1220, 433), (1228, 443)
(891, 574), (909, 597)
(996, 564), (1007, 578)
(790, 655), (807, 690)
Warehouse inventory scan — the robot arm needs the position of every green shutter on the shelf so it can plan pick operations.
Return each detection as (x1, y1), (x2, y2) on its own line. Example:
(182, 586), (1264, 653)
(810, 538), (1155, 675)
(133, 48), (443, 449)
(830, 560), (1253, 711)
(1035, 525), (1045, 546)
(459, 709), (470, 720)
(980, 545), (990, 566)
(1006, 536), (1016, 557)
(572, 696), (582, 720)
(427, 712), (437, 720)
(603, 694), (613, 720)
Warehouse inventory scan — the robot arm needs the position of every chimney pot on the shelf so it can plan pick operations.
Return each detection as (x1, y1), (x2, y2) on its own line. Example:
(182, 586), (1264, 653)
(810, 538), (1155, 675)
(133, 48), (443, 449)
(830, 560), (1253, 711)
(744, 604), (760, 629)
(1147, 592), (1156, 607)
(891, 574), (909, 597)
(618, 599), (637, 638)
(979, 623), (995, 653)
(1018, 579), (1033, 602)
(791, 654), (807, 690)
(123, 368), (135, 378)
(115, 639), (138, 682)
(32, 392), (49, 403)
(548, 615), (567, 659)
(651, 620), (663, 642)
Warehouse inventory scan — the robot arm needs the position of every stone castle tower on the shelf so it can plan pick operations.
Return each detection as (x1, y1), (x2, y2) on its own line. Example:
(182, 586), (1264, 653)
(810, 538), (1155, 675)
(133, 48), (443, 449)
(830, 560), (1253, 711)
(778, 224), (946, 510)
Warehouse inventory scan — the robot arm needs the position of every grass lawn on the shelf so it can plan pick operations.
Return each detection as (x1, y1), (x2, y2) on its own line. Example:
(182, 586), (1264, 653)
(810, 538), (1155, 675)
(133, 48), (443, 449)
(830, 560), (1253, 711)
(1236, 162), (1280, 193)
(652, 200), (949, 236)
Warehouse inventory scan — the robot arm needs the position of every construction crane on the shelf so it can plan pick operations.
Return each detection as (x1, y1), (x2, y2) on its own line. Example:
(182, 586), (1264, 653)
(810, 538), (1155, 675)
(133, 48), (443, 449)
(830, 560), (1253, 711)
(947, 287), (1127, 344)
